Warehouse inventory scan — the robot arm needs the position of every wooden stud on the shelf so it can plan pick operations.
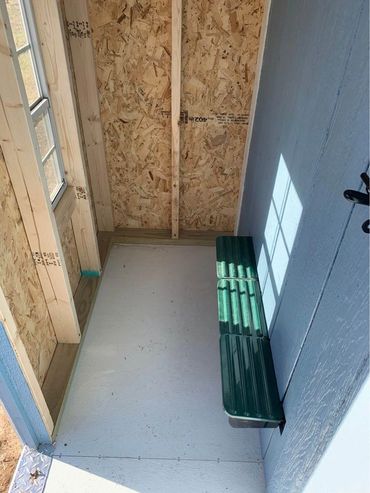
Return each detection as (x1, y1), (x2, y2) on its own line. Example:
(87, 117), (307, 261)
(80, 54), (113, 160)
(87, 0), (264, 232)
(0, 146), (57, 384)
(171, 0), (182, 239)
(234, 0), (271, 234)
(62, 0), (114, 232)
(31, 0), (101, 273)
(0, 10), (80, 343)
(0, 286), (54, 435)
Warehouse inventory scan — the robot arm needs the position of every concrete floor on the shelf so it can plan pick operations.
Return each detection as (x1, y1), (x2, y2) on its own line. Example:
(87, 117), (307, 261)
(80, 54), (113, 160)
(45, 244), (265, 493)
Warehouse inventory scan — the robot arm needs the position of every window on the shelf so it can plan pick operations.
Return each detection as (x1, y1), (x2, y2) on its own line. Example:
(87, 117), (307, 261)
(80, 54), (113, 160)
(4, 0), (66, 207)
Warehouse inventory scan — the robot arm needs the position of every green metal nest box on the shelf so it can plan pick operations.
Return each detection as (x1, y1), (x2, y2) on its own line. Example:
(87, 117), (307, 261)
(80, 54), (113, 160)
(216, 236), (285, 428)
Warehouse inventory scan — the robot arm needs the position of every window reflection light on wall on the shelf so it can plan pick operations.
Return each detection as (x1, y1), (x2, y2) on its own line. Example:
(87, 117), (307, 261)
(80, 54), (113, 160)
(257, 154), (303, 329)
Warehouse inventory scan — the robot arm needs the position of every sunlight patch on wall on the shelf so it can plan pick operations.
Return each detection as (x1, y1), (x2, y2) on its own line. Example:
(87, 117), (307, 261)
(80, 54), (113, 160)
(257, 154), (303, 329)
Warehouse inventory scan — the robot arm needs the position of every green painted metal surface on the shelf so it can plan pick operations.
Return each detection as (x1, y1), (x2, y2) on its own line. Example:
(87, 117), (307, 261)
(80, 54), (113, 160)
(216, 236), (258, 279)
(216, 236), (284, 426)
(81, 270), (101, 278)
(220, 334), (284, 425)
(217, 279), (268, 337)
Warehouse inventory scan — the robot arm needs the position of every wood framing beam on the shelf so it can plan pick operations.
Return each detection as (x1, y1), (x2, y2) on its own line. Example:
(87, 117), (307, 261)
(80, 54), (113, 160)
(100, 228), (232, 247)
(31, 0), (101, 273)
(0, 10), (80, 343)
(171, 0), (182, 239)
(234, 0), (271, 234)
(62, 0), (114, 232)
(0, 284), (54, 436)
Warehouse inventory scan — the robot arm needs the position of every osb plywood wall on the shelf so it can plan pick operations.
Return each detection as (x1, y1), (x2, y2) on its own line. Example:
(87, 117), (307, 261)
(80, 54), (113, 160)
(180, 0), (264, 230)
(0, 148), (57, 385)
(59, 220), (81, 295)
(89, 0), (171, 229)
(88, 0), (264, 231)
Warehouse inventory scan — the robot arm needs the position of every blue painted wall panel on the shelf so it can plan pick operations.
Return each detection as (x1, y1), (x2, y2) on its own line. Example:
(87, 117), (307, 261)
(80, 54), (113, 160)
(264, 204), (369, 491)
(238, 0), (369, 490)
(0, 322), (51, 446)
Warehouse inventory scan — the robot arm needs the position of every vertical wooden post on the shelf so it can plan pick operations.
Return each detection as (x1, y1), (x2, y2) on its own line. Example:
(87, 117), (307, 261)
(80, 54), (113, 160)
(62, 0), (114, 233)
(171, 0), (182, 239)
(0, 9), (80, 343)
(32, 0), (101, 273)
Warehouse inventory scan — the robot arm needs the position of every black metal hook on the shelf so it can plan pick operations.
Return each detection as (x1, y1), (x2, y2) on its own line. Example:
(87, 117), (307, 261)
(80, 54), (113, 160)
(343, 172), (370, 234)
(362, 220), (370, 234)
(343, 189), (369, 206)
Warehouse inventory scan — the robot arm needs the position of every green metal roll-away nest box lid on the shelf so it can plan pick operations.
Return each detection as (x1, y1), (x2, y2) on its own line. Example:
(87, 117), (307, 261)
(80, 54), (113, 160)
(216, 236), (285, 428)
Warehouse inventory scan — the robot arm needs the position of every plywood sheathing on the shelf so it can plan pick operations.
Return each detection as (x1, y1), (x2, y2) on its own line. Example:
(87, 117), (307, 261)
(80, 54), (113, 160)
(89, 0), (172, 229)
(0, 148), (57, 385)
(88, 0), (264, 231)
(180, 0), (264, 231)
(60, 220), (81, 295)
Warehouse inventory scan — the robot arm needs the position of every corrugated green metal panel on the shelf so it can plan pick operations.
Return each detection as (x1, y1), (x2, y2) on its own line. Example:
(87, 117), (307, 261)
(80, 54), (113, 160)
(216, 236), (258, 279)
(216, 235), (284, 427)
(220, 334), (284, 425)
(217, 279), (268, 337)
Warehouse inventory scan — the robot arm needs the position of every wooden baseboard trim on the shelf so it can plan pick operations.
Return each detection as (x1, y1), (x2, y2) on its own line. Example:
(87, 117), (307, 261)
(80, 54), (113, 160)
(42, 234), (111, 427)
(99, 228), (232, 247)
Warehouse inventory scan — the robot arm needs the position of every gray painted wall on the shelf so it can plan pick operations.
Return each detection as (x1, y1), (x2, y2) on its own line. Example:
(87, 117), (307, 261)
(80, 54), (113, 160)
(238, 0), (369, 491)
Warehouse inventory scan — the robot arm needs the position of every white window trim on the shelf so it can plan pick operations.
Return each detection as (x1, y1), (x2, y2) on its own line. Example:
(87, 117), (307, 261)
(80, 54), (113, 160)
(2, 0), (67, 209)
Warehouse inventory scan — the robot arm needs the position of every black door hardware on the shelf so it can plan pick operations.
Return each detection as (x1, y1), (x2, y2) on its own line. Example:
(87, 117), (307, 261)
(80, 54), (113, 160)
(344, 172), (370, 234)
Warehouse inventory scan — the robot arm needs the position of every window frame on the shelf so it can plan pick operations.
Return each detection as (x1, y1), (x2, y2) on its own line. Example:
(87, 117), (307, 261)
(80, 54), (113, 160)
(3, 0), (67, 208)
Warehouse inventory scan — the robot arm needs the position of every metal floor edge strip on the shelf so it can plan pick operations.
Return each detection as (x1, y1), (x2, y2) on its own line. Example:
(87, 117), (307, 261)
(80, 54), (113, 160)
(8, 446), (52, 493)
